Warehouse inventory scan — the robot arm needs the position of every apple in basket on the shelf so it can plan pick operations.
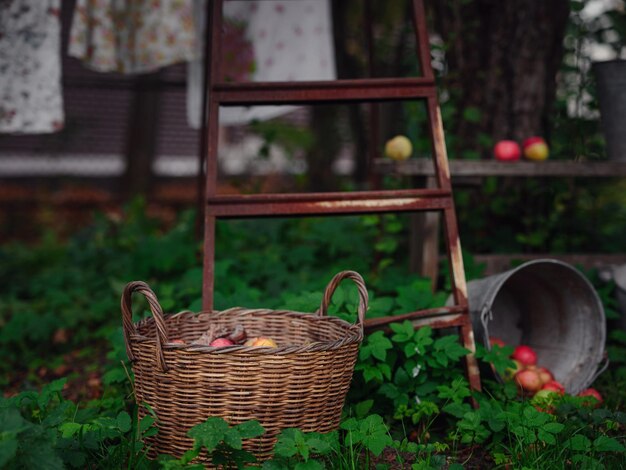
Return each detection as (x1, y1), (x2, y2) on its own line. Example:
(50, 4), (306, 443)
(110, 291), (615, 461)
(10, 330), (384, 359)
(209, 337), (235, 347)
(244, 337), (278, 348)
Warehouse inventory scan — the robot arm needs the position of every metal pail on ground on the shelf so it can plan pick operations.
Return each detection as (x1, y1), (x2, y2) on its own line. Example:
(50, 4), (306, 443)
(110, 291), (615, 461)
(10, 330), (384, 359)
(466, 259), (606, 395)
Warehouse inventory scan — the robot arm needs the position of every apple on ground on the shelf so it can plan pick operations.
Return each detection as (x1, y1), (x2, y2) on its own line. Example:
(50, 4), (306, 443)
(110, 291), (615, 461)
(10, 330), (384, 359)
(494, 140), (521, 162)
(536, 366), (554, 385)
(578, 388), (603, 408)
(532, 389), (559, 414)
(542, 380), (565, 395)
(210, 337), (235, 347)
(384, 135), (413, 161)
(244, 337), (278, 348)
(515, 368), (543, 394)
(523, 136), (549, 161)
(512, 345), (538, 366)
(503, 359), (522, 381)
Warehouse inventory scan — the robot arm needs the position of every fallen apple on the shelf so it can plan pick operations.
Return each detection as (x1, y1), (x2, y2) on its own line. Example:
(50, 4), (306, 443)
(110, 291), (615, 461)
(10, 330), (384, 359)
(515, 368), (543, 393)
(512, 345), (537, 366)
(244, 336), (278, 348)
(503, 359), (522, 381)
(542, 380), (565, 395)
(210, 337), (235, 347)
(532, 389), (558, 414)
(523, 136), (549, 161)
(536, 367), (554, 385)
(494, 140), (521, 162)
(578, 388), (603, 408)
(384, 135), (413, 161)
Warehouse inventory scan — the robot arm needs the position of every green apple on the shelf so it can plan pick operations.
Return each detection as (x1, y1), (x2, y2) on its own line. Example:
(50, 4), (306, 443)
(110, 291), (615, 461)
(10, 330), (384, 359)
(384, 135), (413, 161)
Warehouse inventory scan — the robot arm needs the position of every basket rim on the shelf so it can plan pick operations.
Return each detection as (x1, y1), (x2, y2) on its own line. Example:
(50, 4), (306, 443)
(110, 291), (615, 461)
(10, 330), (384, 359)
(130, 307), (364, 355)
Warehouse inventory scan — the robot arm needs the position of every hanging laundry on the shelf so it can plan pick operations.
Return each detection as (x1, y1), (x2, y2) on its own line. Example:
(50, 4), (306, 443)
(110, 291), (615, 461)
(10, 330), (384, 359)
(68, 0), (196, 74)
(0, 0), (64, 134)
(187, 0), (336, 128)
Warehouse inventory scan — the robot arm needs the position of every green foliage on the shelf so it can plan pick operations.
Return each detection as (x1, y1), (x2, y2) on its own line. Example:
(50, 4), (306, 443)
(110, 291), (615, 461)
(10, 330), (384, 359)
(0, 378), (156, 469)
(159, 417), (264, 469)
(2, 200), (626, 468)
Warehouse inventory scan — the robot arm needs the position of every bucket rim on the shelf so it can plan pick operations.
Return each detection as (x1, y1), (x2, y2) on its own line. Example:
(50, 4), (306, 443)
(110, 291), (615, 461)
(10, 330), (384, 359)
(477, 258), (605, 322)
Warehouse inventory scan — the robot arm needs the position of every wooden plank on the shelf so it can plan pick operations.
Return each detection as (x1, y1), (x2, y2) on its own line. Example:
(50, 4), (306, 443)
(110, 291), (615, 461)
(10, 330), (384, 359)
(376, 159), (626, 177)
(213, 77), (436, 105)
(207, 190), (452, 218)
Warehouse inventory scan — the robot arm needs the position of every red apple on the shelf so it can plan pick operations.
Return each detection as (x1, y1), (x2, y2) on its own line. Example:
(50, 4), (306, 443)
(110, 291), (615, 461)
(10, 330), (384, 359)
(536, 367), (554, 385)
(512, 345), (537, 366)
(209, 337), (235, 347)
(494, 140), (521, 162)
(542, 380), (565, 395)
(523, 136), (549, 161)
(489, 337), (506, 348)
(578, 388), (603, 408)
(515, 368), (543, 394)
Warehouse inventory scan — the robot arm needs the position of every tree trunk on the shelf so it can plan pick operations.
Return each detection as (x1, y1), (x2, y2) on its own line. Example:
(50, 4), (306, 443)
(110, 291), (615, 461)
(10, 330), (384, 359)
(430, 0), (570, 158)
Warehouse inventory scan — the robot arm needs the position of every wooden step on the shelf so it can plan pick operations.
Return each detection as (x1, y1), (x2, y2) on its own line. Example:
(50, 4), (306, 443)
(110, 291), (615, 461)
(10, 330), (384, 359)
(206, 188), (452, 217)
(212, 77), (436, 106)
(364, 305), (469, 331)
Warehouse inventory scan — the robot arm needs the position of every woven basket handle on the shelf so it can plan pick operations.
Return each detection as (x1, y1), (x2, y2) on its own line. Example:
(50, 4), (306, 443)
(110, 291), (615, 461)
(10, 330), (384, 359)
(317, 271), (368, 327)
(121, 281), (169, 372)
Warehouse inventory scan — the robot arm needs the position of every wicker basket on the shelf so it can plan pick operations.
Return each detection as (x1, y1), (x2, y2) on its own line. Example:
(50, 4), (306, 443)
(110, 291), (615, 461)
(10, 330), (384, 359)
(121, 270), (367, 463)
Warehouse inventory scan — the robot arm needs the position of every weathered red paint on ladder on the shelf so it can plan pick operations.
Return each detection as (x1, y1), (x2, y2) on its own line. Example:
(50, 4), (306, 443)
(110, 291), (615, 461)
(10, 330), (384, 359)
(199, 0), (481, 393)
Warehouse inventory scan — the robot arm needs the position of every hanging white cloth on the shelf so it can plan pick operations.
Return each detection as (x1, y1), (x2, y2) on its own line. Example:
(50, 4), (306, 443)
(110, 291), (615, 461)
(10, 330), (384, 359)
(68, 0), (197, 74)
(0, 0), (64, 134)
(187, 0), (336, 128)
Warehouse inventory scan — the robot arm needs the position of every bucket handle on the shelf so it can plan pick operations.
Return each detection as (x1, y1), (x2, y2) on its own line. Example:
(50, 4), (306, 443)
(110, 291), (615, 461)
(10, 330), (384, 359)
(317, 270), (368, 329)
(588, 351), (610, 385)
(480, 306), (493, 347)
(121, 281), (169, 372)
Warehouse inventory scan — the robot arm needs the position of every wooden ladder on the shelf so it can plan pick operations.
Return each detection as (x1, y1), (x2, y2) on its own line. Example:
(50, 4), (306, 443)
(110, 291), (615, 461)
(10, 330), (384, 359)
(199, 0), (481, 391)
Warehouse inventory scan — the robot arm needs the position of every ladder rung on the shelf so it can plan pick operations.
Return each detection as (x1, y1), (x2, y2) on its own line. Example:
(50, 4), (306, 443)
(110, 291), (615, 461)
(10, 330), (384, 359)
(365, 307), (469, 332)
(212, 77), (436, 105)
(206, 189), (452, 218)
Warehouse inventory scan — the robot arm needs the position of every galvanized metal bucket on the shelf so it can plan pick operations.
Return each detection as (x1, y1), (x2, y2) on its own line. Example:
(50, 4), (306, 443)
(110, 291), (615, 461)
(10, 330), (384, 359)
(467, 259), (607, 395)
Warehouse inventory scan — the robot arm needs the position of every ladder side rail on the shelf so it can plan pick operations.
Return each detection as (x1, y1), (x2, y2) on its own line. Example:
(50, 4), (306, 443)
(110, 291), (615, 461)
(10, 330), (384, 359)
(202, 0), (225, 311)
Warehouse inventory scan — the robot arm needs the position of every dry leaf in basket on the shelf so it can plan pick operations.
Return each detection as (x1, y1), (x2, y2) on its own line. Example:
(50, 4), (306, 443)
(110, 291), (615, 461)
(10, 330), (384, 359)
(192, 323), (248, 346)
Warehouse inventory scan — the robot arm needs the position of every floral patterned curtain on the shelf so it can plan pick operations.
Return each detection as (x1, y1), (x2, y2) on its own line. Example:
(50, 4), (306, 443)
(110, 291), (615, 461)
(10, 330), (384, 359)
(0, 0), (64, 134)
